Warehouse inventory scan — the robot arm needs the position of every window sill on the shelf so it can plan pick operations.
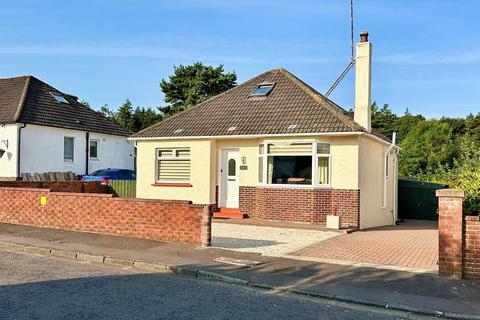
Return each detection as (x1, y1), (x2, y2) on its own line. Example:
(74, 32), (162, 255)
(151, 182), (193, 187)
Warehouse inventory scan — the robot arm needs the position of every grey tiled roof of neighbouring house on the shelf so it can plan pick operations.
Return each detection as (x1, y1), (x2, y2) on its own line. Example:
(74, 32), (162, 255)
(0, 75), (129, 136)
(132, 68), (389, 142)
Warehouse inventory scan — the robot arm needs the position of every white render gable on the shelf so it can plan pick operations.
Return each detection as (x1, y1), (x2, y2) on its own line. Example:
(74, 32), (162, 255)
(0, 124), (134, 179)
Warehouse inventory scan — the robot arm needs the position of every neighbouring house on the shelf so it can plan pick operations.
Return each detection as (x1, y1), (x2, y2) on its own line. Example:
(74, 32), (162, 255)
(0, 76), (134, 180)
(130, 32), (399, 229)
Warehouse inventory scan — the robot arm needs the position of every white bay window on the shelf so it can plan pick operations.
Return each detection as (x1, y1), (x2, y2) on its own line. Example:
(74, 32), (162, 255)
(258, 142), (331, 187)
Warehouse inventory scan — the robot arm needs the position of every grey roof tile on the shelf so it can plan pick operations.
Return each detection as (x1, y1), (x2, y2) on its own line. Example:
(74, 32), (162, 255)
(0, 76), (128, 136)
(132, 68), (389, 142)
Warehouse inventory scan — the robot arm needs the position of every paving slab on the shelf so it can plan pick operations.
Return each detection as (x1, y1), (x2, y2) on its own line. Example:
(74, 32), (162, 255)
(293, 220), (438, 271)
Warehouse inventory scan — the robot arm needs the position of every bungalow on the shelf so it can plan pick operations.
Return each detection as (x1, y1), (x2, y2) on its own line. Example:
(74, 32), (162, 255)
(130, 32), (399, 229)
(0, 76), (134, 180)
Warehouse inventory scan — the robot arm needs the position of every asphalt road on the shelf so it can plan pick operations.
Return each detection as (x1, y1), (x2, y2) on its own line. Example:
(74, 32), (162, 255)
(0, 250), (434, 320)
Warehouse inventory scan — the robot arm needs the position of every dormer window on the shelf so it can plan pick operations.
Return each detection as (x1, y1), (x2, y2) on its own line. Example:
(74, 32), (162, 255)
(249, 82), (275, 97)
(50, 92), (69, 104)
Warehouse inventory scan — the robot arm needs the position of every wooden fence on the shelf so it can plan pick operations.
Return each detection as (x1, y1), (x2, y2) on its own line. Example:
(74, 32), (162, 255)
(108, 180), (136, 198)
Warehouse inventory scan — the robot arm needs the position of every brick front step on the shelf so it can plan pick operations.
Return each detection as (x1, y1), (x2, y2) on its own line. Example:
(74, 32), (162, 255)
(213, 208), (248, 220)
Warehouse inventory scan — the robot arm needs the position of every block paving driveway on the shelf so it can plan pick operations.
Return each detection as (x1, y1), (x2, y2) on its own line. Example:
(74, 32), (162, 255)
(292, 220), (438, 272)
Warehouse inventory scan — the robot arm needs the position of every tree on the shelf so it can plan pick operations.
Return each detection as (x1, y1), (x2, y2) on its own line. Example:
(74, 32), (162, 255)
(99, 104), (115, 119)
(159, 62), (237, 117)
(393, 109), (425, 143)
(115, 99), (135, 132)
(465, 113), (480, 144)
(131, 107), (163, 132)
(398, 120), (457, 178)
(371, 102), (397, 138)
(97, 100), (162, 133)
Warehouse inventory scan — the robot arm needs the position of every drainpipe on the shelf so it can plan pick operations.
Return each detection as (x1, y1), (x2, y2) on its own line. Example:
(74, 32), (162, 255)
(383, 132), (397, 224)
(85, 132), (90, 175)
(17, 123), (27, 179)
(393, 147), (400, 225)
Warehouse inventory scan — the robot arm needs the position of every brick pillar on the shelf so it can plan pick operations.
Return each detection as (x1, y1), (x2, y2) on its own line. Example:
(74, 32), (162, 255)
(436, 189), (464, 278)
(200, 206), (212, 247)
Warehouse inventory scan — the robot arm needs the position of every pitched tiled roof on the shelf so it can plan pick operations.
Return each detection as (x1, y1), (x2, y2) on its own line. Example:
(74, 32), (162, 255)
(132, 68), (389, 142)
(0, 76), (129, 136)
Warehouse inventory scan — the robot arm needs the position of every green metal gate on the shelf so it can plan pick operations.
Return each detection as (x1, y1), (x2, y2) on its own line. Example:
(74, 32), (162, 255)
(398, 179), (447, 220)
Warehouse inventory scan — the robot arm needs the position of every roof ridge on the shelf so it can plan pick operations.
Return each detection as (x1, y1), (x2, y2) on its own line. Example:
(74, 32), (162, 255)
(0, 75), (31, 81)
(133, 68), (281, 137)
(277, 68), (364, 132)
(14, 76), (31, 121)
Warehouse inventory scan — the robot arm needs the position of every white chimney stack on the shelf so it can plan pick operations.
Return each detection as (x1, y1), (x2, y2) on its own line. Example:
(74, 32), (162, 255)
(354, 31), (372, 131)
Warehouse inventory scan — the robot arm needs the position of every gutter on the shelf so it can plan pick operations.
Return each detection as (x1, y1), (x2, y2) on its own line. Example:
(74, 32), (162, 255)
(128, 131), (393, 146)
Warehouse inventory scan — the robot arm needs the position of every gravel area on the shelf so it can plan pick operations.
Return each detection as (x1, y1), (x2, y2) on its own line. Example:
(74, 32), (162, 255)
(212, 222), (339, 256)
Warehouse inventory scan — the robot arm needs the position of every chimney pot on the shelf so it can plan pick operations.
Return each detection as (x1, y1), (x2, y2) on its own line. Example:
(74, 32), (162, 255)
(360, 31), (369, 43)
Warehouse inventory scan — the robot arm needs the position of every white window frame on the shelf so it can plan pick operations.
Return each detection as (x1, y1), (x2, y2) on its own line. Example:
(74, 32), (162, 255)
(155, 147), (191, 183)
(89, 139), (99, 160)
(257, 141), (331, 188)
(63, 136), (75, 162)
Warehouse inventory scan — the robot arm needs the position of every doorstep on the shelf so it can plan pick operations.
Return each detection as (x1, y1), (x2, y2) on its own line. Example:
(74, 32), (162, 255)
(213, 208), (248, 219)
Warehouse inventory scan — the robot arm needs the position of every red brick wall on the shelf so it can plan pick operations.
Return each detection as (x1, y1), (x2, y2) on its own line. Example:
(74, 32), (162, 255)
(237, 186), (360, 228)
(437, 189), (480, 280)
(464, 216), (480, 279)
(0, 181), (108, 194)
(0, 187), (211, 246)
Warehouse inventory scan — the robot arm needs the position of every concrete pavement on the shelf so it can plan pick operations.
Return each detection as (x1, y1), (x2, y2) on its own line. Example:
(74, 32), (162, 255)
(1, 251), (422, 320)
(0, 223), (478, 319)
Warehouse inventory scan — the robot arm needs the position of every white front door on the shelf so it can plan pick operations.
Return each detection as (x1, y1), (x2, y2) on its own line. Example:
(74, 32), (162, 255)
(219, 149), (240, 208)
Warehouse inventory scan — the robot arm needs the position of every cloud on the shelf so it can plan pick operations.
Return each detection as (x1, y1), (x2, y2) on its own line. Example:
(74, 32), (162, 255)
(0, 37), (344, 65)
(378, 49), (480, 65)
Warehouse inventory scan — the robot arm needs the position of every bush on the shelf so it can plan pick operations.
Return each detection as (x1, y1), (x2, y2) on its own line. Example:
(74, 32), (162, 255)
(434, 140), (480, 215)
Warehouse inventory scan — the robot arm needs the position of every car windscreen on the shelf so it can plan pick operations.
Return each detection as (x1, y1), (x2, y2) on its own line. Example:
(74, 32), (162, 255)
(91, 170), (110, 176)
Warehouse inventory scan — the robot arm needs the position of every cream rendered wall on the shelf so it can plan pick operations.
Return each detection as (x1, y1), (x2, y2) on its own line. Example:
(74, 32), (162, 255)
(358, 136), (395, 229)
(216, 136), (359, 189)
(0, 124), (20, 178)
(216, 138), (261, 187)
(329, 136), (359, 190)
(136, 139), (215, 204)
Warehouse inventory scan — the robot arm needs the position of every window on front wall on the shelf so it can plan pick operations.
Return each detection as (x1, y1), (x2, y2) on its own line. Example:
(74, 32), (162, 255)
(317, 143), (330, 185)
(90, 140), (99, 159)
(64, 137), (74, 162)
(257, 142), (331, 186)
(156, 148), (190, 182)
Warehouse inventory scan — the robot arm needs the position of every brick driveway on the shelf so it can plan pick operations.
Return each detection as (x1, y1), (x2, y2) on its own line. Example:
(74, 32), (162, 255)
(291, 220), (438, 272)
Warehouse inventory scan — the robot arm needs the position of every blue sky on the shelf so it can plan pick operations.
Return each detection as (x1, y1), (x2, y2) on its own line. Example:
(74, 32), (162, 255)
(1, 0), (479, 118)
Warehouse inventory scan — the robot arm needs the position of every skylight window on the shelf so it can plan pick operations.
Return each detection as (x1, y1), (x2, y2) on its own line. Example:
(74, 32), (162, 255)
(227, 126), (237, 131)
(50, 92), (69, 104)
(287, 124), (297, 130)
(174, 129), (184, 134)
(249, 82), (275, 97)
